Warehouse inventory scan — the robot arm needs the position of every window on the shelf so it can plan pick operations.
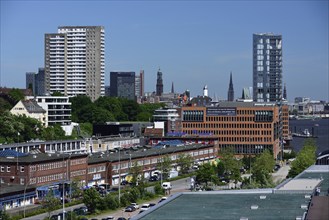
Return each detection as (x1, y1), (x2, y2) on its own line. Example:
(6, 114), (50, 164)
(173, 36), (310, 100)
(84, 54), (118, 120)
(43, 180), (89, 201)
(20, 166), (25, 172)
(7, 166), (10, 172)
(0, 166), (4, 172)
(20, 178), (25, 185)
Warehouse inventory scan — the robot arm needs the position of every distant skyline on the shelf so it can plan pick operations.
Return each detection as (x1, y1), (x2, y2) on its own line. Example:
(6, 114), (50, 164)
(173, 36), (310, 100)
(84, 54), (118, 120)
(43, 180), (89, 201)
(1, 0), (328, 102)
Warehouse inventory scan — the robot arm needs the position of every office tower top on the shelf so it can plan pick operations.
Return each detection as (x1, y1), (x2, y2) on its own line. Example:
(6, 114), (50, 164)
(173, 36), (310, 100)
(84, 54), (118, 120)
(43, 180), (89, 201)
(156, 68), (163, 96)
(110, 72), (136, 100)
(135, 70), (144, 98)
(26, 68), (46, 96)
(227, 72), (234, 101)
(45, 26), (105, 101)
(253, 33), (282, 102)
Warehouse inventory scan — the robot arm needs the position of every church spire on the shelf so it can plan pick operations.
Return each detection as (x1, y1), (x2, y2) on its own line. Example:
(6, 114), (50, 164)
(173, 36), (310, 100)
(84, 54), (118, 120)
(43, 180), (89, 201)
(227, 72), (234, 101)
(171, 81), (174, 93)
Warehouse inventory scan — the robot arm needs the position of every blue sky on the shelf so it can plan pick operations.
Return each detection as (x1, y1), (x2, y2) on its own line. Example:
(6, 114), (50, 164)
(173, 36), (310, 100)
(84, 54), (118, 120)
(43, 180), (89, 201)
(1, 0), (328, 102)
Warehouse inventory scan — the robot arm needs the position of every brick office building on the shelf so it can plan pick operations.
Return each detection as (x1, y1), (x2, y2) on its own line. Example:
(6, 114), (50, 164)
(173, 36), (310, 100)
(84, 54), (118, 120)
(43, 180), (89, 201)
(0, 150), (88, 209)
(180, 102), (289, 159)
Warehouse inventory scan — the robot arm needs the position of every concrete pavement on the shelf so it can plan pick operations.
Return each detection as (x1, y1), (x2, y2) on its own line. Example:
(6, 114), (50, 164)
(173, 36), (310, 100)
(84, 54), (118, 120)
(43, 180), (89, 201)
(272, 163), (291, 184)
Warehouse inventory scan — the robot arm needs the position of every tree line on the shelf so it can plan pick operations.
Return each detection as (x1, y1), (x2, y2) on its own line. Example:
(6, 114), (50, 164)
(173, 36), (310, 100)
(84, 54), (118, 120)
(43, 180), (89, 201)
(0, 92), (165, 144)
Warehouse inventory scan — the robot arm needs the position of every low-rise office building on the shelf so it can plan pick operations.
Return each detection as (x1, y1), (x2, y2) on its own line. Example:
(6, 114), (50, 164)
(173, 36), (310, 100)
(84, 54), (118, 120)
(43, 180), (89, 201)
(0, 150), (88, 209)
(180, 102), (289, 159)
(0, 139), (87, 154)
(0, 142), (217, 210)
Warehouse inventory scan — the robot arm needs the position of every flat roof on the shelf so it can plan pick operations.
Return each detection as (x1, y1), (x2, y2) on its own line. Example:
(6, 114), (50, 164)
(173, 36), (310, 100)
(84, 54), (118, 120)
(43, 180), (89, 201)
(277, 179), (322, 191)
(135, 191), (308, 220)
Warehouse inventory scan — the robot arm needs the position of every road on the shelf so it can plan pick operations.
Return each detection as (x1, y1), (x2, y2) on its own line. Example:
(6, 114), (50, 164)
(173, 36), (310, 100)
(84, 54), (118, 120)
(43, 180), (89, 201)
(21, 168), (290, 220)
(21, 177), (192, 220)
(95, 177), (192, 220)
(272, 163), (291, 184)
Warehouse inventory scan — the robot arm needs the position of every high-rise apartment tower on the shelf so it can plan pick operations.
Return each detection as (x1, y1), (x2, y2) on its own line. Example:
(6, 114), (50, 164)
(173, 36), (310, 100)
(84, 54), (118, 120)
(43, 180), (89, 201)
(253, 33), (282, 102)
(45, 26), (105, 101)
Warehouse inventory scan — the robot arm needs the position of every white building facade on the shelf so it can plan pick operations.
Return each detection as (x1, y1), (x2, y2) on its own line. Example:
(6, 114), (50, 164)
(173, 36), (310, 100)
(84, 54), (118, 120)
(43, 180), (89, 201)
(45, 26), (105, 101)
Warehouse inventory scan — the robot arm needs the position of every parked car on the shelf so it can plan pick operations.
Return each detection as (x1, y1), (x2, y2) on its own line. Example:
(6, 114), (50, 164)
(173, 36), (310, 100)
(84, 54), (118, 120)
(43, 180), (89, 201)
(117, 217), (127, 220)
(158, 197), (168, 203)
(274, 164), (281, 171)
(149, 175), (158, 182)
(101, 217), (114, 220)
(125, 205), (136, 212)
(131, 202), (139, 209)
(149, 203), (156, 207)
(140, 203), (151, 211)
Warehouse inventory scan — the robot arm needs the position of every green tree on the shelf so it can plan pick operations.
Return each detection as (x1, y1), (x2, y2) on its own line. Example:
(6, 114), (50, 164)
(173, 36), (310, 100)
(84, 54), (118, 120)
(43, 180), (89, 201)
(104, 193), (119, 210)
(196, 163), (219, 187)
(79, 122), (93, 137)
(136, 112), (152, 122)
(176, 153), (193, 174)
(0, 209), (10, 220)
(8, 88), (24, 103)
(0, 97), (12, 113)
(41, 190), (60, 219)
(157, 155), (172, 180)
(51, 91), (64, 96)
(0, 111), (24, 143)
(251, 150), (275, 187)
(76, 104), (115, 124)
(83, 188), (101, 213)
(121, 98), (140, 121)
(154, 182), (165, 195)
(70, 95), (93, 122)
(129, 161), (143, 186)
(219, 147), (242, 184)
(16, 114), (43, 142)
(140, 103), (165, 114)
(41, 124), (66, 141)
(288, 139), (316, 178)
(70, 178), (83, 199)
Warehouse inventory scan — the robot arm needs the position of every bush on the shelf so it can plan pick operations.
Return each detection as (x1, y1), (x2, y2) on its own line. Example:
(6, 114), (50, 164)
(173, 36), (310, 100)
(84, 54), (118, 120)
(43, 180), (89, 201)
(154, 183), (165, 195)
(104, 194), (119, 210)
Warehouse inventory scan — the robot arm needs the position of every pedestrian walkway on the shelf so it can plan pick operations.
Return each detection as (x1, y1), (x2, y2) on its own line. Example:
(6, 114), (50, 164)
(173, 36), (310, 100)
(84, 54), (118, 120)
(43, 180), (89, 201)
(272, 163), (291, 184)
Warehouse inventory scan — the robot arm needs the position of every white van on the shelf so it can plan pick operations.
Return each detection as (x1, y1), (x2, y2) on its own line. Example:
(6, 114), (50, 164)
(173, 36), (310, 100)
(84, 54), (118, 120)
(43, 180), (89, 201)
(162, 182), (172, 190)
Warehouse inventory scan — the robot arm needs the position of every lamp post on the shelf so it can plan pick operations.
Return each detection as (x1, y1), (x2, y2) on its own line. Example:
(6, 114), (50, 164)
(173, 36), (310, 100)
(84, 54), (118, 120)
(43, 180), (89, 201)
(62, 154), (66, 220)
(118, 147), (121, 206)
(23, 162), (33, 218)
(249, 136), (252, 185)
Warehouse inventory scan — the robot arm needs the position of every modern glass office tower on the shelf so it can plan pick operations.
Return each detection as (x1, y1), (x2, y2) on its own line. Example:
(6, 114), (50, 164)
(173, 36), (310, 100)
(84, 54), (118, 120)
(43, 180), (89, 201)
(253, 33), (282, 103)
(45, 26), (105, 101)
(110, 72), (136, 100)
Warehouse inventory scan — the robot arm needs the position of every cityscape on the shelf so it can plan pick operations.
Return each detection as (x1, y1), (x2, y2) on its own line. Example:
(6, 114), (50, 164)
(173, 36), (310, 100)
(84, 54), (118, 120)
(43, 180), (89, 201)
(1, 1), (328, 220)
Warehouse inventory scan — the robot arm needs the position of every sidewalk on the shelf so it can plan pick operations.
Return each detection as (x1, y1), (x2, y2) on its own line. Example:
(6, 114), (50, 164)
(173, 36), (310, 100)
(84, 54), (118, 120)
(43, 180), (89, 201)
(272, 163), (291, 184)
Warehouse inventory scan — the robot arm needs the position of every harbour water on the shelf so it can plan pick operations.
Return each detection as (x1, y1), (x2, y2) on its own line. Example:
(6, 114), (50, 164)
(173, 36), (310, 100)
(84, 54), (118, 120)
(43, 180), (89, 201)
(288, 118), (329, 154)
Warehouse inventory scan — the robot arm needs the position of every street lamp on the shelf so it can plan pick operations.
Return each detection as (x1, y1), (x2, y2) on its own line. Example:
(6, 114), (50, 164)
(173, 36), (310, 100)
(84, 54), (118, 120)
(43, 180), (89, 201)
(62, 155), (65, 220)
(118, 147), (121, 206)
(249, 136), (252, 185)
(23, 162), (33, 218)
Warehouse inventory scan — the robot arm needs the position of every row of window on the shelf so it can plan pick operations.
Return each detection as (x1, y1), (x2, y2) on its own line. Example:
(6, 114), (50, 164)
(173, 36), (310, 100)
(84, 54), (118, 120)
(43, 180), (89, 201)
(71, 170), (86, 178)
(36, 161), (66, 171)
(88, 165), (106, 174)
(183, 123), (272, 129)
(111, 148), (214, 170)
(221, 144), (273, 154)
(36, 173), (65, 184)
